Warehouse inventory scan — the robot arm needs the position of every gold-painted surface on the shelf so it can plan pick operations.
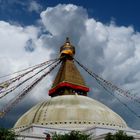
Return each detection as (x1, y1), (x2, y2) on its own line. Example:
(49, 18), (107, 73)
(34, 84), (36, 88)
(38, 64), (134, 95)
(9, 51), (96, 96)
(61, 50), (73, 56)
(60, 37), (75, 57)
(52, 60), (87, 88)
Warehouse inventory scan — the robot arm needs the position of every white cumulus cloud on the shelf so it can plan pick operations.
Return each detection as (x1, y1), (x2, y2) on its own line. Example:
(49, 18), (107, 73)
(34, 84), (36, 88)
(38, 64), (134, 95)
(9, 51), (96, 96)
(39, 4), (140, 129)
(0, 21), (53, 102)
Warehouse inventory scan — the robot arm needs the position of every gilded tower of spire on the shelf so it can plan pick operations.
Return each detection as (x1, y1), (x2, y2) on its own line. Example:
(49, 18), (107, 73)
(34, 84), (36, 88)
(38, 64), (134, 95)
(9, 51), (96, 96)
(49, 38), (89, 97)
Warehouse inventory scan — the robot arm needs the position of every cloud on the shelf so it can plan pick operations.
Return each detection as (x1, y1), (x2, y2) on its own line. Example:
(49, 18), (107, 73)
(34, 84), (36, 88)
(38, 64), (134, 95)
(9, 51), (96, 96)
(0, 19), (54, 127)
(1, 4), (140, 130)
(0, 21), (53, 101)
(28, 1), (42, 13)
(39, 4), (140, 129)
(40, 4), (140, 96)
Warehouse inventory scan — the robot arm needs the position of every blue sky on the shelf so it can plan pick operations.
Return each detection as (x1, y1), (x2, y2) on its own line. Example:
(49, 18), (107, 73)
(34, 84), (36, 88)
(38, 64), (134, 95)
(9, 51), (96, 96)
(0, 0), (140, 130)
(1, 0), (140, 30)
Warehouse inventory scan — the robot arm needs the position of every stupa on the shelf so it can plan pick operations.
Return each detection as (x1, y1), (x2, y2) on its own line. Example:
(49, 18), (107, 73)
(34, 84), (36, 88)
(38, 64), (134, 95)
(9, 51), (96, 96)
(14, 38), (140, 140)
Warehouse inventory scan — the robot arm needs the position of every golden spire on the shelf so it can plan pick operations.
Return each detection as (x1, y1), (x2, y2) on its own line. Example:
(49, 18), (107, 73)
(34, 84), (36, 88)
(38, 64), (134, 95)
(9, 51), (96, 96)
(49, 38), (89, 97)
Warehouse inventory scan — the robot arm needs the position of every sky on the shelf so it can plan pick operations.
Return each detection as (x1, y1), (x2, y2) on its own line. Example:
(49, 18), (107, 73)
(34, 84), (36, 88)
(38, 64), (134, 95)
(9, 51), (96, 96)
(0, 0), (140, 130)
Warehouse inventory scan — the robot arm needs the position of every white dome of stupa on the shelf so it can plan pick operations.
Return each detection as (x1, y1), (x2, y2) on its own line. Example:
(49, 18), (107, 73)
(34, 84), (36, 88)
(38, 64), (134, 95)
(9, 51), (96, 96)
(14, 95), (127, 130)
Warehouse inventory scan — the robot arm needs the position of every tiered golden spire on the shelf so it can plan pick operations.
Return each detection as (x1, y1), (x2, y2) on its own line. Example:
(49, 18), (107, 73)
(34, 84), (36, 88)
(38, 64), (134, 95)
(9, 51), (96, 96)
(49, 38), (89, 97)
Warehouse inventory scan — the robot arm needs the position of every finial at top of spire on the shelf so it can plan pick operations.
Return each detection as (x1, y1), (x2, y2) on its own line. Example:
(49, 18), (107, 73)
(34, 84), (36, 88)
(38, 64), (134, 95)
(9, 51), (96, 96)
(66, 37), (70, 43)
(60, 37), (75, 59)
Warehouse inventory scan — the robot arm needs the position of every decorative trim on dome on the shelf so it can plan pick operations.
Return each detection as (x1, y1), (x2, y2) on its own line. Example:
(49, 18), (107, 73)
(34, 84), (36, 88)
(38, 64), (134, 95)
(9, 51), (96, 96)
(49, 82), (89, 95)
(14, 120), (125, 131)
